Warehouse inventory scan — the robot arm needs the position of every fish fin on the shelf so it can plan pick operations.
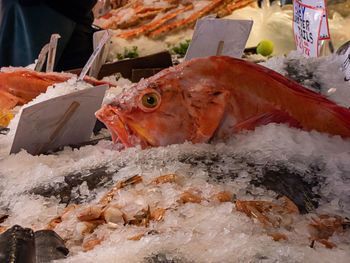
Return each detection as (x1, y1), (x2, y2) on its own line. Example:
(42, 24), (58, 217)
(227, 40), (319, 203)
(233, 109), (302, 133)
(191, 90), (230, 143)
(208, 57), (350, 137)
(220, 57), (350, 137)
(0, 90), (20, 109)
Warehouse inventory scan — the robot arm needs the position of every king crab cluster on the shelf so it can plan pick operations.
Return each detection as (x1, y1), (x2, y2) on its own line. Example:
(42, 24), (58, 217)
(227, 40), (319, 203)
(95, 0), (257, 39)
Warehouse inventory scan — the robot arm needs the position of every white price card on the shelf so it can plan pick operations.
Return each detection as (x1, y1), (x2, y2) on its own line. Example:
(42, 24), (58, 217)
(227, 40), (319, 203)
(293, 0), (324, 57)
(79, 30), (111, 80)
(298, 0), (329, 40)
(10, 84), (108, 155)
(184, 18), (253, 61)
(337, 41), (350, 82)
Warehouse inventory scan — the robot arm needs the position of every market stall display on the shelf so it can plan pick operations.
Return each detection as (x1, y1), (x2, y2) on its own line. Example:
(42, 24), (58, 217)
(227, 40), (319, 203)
(95, 0), (256, 38)
(0, 68), (116, 127)
(0, 1), (350, 262)
(99, 0), (350, 61)
(96, 56), (350, 149)
(1, 49), (350, 262)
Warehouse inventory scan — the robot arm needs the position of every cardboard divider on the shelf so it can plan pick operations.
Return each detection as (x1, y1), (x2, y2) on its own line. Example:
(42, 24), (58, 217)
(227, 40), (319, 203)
(66, 51), (172, 81)
(131, 68), (165, 82)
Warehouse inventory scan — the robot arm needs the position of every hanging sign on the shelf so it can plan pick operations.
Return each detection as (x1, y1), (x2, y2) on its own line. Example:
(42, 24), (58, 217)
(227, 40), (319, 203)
(293, 0), (324, 57)
(297, 0), (330, 40)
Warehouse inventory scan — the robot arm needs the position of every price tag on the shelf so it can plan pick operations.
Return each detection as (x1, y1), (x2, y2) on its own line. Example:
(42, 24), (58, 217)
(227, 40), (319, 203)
(79, 30), (111, 80)
(184, 18), (253, 61)
(298, 0), (329, 40)
(293, 0), (323, 57)
(89, 30), (112, 78)
(10, 84), (108, 155)
(337, 41), (350, 82)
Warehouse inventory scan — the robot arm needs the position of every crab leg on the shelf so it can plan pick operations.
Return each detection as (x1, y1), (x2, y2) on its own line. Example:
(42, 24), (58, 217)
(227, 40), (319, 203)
(134, 6), (165, 15)
(165, 0), (181, 4)
(101, 1), (133, 18)
(118, 4), (194, 39)
(97, 0), (145, 29)
(145, 4), (193, 32)
(118, 7), (166, 29)
(217, 0), (257, 18)
(148, 0), (234, 39)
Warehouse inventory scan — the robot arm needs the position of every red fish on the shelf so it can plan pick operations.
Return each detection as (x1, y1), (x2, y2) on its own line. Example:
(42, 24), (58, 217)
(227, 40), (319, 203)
(0, 68), (115, 111)
(95, 56), (350, 148)
(0, 70), (71, 105)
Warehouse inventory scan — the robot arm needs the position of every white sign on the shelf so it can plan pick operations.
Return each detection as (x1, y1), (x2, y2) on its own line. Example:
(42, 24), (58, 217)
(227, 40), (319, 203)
(79, 30), (111, 80)
(184, 18), (253, 61)
(10, 84), (108, 155)
(89, 30), (112, 78)
(337, 41), (350, 82)
(297, 0), (330, 40)
(293, 0), (323, 57)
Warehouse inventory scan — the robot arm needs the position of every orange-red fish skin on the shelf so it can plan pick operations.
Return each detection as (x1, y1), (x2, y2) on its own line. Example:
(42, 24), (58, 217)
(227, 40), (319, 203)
(0, 70), (115, 111)
(233, 109), (303, 133)
(0, 71), (69, 104)
(96, 56), (350, 149)
(0, 90), (20, 110)
(185, 56), (350, 138)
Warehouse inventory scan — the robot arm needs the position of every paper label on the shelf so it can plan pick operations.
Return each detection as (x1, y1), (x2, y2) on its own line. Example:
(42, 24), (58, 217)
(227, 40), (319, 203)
(293, 0), (323, 57)
(79, 30), (111, 80)
(10, 84), (108, 155)
(298, 0), (329, 39)
(89, 30), (112, 78)
(339, 46), (350, 81)
(184, 18), (253, 61)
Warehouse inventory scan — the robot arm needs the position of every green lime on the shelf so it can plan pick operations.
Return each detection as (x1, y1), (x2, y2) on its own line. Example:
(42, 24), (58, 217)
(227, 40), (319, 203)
(256, 40), (274, 56)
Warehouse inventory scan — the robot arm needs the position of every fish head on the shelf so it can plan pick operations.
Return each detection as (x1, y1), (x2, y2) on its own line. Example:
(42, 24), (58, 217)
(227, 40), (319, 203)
(95, 59), (230, 148)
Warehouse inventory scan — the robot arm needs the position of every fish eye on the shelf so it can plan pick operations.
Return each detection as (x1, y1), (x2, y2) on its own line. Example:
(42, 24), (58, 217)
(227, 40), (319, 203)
(142, 93), (158, 108)
(138, 89), (161, 112)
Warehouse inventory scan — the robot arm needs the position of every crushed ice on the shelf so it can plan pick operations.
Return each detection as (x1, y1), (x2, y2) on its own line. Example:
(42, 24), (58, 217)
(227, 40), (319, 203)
(0, 51), (350, 262)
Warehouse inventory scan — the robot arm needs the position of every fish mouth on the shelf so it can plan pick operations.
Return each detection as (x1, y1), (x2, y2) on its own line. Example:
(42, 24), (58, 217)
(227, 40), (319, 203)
(95, 105), (156, 148)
